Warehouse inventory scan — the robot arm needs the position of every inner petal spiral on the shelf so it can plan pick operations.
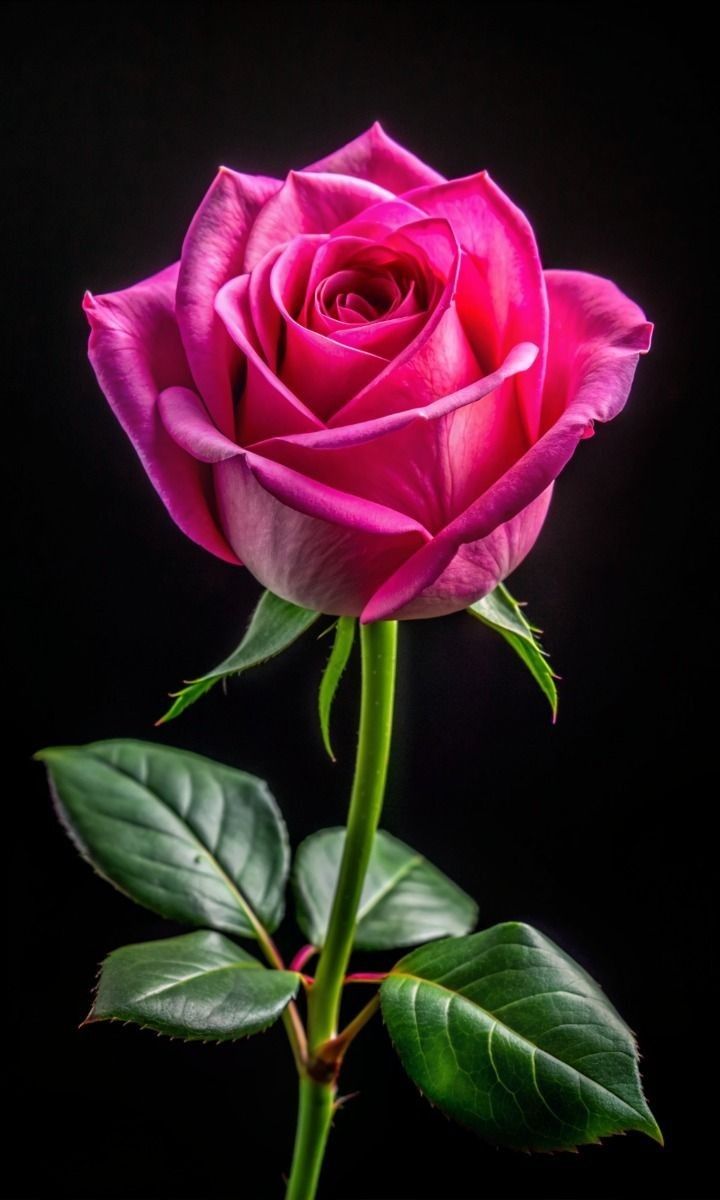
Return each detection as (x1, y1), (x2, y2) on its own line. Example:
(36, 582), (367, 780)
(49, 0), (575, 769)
(318, 269), (408, 324)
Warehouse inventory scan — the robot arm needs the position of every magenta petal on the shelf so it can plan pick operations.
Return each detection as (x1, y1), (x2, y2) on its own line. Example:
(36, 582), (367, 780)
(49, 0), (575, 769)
(361, 270), (652, 621)
(541, 269), (654, 431)
(215, 274), (323, 442)
(322, 310), (427, 357)
(247, 344), (536, 534)
(306, 121), (444, 191)
(330, 196), (430, 242)
(244, 171), (394, 270)
(177, 168), (280, 436)
(250, 342), (538, 452)
(157, 380), (431, 545)
(244, 450), (431, 539)
(405, 172), (549, 442)
(269, 240), (387, 418)
(331, 220), (479, 426)
(382, 489), (554, 619)
(214, 456), (427, 616)
(84, 265), (239, 564)
(158, 386), (242, 462)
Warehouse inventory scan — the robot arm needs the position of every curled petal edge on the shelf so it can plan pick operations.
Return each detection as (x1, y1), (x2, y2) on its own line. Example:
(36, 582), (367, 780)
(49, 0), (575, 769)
(250, 341), (539, 453)
(158, 386), (432, 540)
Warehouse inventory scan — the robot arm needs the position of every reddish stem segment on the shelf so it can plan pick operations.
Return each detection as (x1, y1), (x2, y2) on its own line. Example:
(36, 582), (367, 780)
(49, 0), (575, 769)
(344, 971), (388, 984)
(290, 944), (318, 973)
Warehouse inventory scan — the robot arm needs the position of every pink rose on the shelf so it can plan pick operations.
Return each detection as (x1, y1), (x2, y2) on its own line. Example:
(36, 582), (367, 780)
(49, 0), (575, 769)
(84, 123), (651, 621)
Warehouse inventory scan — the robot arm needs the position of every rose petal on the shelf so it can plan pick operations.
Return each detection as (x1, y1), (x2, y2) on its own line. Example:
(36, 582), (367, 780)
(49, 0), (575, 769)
(84, 265), (238, 564)
(176, 167), (280, 436)
(320, 308), (428, 357)
(244, 451), (432, 539)
(390, 488), (554, 618)
(250, 341), (537, 451)
(215, 273), (323, 443)
(158, 386), (241, 462)
(540, 269), (654, 431)
(405, 172), (549, 443)
(249, 236), (324, 369)
(244, 171), (394, 270)
(360, 270), (652, 621)
(269, 238), (388, 419)
(306, 121), (444, 192)
(330, 219), (480, 426)
(303, 235), (428, 355)
(157, 382), (431, 541)
(248, 343), (536, 533)
(331, 196), (430, 242)
(214, 455), (427, 616)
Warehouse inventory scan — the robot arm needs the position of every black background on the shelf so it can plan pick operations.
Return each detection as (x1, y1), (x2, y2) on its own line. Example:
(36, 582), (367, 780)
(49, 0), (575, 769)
(6, 3), (713, 1198)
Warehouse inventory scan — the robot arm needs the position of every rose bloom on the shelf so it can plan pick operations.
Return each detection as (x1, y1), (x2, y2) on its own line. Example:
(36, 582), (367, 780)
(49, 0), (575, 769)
(85, 123), (651, 621)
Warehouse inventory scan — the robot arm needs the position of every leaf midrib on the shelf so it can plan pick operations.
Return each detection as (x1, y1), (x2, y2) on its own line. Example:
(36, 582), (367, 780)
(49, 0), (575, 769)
(89, 753), (266, 940)
(356, 854), (424, 924)
(129, 958), (279, 1001)
(206, 602), (319, 681)
(390, 970), (650, 1127)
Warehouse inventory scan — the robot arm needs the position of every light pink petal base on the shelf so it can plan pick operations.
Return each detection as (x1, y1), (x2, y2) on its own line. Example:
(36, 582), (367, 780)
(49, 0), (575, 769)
(214, 456), (428, 616)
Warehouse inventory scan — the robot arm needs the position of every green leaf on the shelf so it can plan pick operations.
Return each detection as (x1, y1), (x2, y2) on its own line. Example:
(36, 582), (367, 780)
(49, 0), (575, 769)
(88, 931), (299, 1040)
(36, 740), (289, 938)
(293, 828), (478, 950)
(160, 589), (320, 723)
(318, 617), (356, 760)
(469, 583), (558, 719)
(381, 922), (661, 1151)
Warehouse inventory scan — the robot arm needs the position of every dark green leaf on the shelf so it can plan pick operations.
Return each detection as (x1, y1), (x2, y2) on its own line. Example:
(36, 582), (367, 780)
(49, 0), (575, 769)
(381, 922), (661, 1151)
(293, 828), (478, 950)
(469, 584), (558, 719)
(160, 589), (320, 723)
(36, 740), (289, 937)
(318, 617), (356, 760)
(89, 931), (299, 1040)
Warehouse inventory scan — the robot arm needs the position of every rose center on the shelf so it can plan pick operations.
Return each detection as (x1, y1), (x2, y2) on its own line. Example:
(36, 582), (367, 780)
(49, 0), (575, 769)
(315, 256), (426, 328)
(316, 268), (412, 326)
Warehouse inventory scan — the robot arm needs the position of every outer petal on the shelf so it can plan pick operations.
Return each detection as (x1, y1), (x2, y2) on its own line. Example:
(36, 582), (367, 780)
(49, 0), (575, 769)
(157, 384), (431, 540)
(306, 121), (444, 191)
(361, 270), (652, 621)
(405, 172), (548, 443)
(389, 488), (554, 619)
(213, 456), (427, 616)
(84, 265), (238, 564)
(247, 344), (537, 532)
(250, 342), (537, 452)
(539, 269), (653, 433)
(157, 386), (241, 462)
(244, 171), (394, 270)
(176, 168), (280, 436)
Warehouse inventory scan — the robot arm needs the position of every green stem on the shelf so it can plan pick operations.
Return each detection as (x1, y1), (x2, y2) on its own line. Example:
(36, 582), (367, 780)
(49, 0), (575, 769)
(318, 993), (381, 1064)
(285, 1078), (335, 1200)
(309, 619), (398, 1045)
(285, 619), (398, 1200)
